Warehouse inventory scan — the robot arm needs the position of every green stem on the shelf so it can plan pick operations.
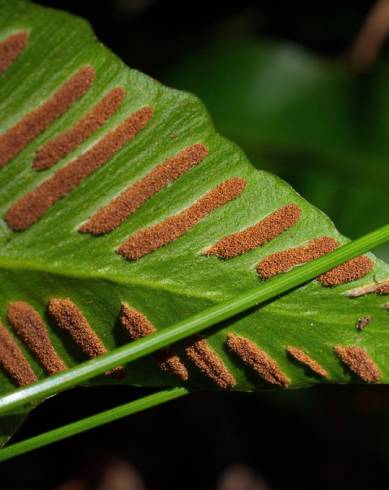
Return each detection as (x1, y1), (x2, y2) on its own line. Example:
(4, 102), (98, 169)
(0, 387), (188, 462)
(0, 224), (388, 417)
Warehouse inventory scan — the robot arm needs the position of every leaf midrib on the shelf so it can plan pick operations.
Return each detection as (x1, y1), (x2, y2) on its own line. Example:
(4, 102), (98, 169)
(0, 255), (226, 301)
(0, 255), (359, 330)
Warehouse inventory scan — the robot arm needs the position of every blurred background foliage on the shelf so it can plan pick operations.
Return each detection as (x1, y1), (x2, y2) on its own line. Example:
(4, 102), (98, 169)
(3, 1), (389, 489)
(164, 39), (389, 260)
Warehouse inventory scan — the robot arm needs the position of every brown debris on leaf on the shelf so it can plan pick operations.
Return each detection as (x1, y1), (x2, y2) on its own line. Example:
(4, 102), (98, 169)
(346, 280), (389, 298)
(355, 315), (373, 331)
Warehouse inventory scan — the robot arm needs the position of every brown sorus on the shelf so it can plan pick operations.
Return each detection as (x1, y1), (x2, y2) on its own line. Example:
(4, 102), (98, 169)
(319, 256), (374, 287)
(155, 348), (189, 381)
(257, 236), (339, 279)
(0, 31), (28, 74)
(346, 280), (389, 298)
(5, 106), (153, 231)
(8, 301), (67, 375)
(0, 66), (95, 168)
(119, 304), (188, 380)
(0, 320), (37, 386)
(48, 298), (122, 377)
(286, 346), (328, 378)
(120, 304), (156, 338)
(117, 177), (246, 260)
(227, 333), (289, 387)
(33, 86), (126, 170)
(355, 315), (373, 331)
(48, 298), (107, 357)
(80, 143), (208, 235)
(334, 345), (381, 383)
(206, 203), (301, 259)
(186, 336), (236, 389)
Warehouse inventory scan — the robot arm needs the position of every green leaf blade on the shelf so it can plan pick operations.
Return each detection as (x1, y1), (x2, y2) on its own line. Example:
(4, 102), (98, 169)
(0, 0), (388, 446)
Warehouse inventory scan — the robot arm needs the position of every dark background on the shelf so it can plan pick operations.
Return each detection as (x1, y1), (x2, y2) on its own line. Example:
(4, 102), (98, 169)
(3, 1), (389, 489)
(29, 0), (375, 75)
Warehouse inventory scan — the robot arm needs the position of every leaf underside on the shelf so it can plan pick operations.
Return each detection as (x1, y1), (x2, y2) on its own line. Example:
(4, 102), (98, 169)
(164, 40), (389, 260)
(0, 0), (388, 446)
